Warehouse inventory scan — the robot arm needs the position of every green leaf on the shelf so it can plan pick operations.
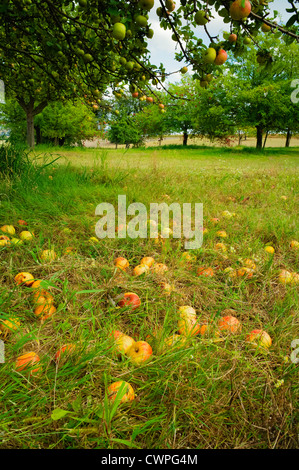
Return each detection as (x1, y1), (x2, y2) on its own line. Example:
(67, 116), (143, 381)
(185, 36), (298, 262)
(51, 408), (71, 421)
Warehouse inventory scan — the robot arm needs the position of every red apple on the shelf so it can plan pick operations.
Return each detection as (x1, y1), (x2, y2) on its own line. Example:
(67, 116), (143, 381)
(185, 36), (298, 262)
(230, 0), (251, 21)
(214, 49), (228, 65)
(229, 33), (237, 43)
(117, 292), (141, 310)
(217, 315), (242, 335)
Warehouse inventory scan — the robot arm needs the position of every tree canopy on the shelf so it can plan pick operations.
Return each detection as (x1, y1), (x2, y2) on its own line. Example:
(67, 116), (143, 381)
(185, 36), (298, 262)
(0, 1), (298, 146)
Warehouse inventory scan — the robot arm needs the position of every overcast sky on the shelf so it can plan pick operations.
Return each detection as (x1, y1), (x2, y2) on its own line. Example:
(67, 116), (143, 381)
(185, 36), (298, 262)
(146, 0), (292, 84)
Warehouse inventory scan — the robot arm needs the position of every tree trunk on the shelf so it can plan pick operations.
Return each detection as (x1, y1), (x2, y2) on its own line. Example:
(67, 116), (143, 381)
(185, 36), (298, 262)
(286, 129), (292, 147)
(26, 111), (35, 148)
(256, 125), (263, 150)
(17, 96), (48, 148)
(183, 131), (188, 146)
(263, 130), (269, 149)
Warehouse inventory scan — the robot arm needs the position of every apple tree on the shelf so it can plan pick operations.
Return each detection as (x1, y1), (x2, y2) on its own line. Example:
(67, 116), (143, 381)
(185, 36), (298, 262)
(0, 0), (298, 149)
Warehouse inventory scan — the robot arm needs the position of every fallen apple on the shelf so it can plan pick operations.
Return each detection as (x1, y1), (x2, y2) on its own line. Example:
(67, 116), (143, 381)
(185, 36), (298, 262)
(117, 292), (141, 310)
(178, 305), (197, 321)
(0, 225), (15, 235)
(140, 256), (155, 268)
(114, 256), (129, 271)
(0, 317), (21, 337)
(111, 330), (135, 356)
(133, 264), (150, 276)
(34, 303), (57, 321)
(15, 351), (41, 375)
(151, 263), (168, 275)
(40, 249), (57, 262)
(216, 230), (227, 238)
(162, 334), (187, 351)
(159, 282), (174, 295)
(127, 340), (153, 365)
(197, 267), (214, 277)
(217, 315), (242, 335)
(246, 329), (272, 350)
(19, 231), (34, 241)
(177, 317), (201, 337)
(107, 381), (135, 403)
(14, 272), (35, 287)
(290, 240), (299, 251)
(265, 246), (275, 254)
(32, 289), (54, 306)
(54, 344), (77, 364)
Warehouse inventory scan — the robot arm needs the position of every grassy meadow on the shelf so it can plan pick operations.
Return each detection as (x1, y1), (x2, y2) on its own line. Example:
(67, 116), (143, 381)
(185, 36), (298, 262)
(0, 144), (298, 449)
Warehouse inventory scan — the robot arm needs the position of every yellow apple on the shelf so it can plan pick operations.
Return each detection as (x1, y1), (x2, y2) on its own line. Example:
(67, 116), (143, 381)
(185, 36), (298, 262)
(127, 340), (153, 365)
(1, 225), (15, 235)
(246, 329), (272, 350)
(20, 231), (34, 241)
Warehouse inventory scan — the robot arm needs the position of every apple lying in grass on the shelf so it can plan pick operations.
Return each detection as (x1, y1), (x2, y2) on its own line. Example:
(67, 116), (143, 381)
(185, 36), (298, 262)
(151, 263), (168, 275)
(0, 225), (15, 235)
(159, 282), (174, 296)
(107, 381), (135, 403)
(162, 334), (187, 351)
(40, 249), (57, 262)
(217, 315), (242, 335)
(114, 257), (129, 271)
(54, 344), (77, 364)
(34, 303), (57, 322)
(246, 329), (272, 350)
(278, 269), (298, 285)
(133, 264), (150, 276)
(178, 305), (197, 321)
(14, 272), (35, 287)
(290, 240), (299, 251)
(216, 230), (227, 238)
(236, 267), (254, 279)
(265, 246), (275, 254)
(127, 340), (153, 365)
(10, 238), (23, 246)
(243, 259), (256, 270)
(140, 256), (155, 268)
(180, 252), (196, 263)
(15, 351), (41, 375)
(197, 267), (214, 277)
(18, 219), (28, 226)
(20, 231), (34, 241)
(0, 317), (21, 337)
(178, 317), (201, 337)
(117, 292), (141, 310)
(214, 242), (227, 252)
(32, 289), (54, 306)
(111, 330), (135, 356)
(0, 235), (10, 246)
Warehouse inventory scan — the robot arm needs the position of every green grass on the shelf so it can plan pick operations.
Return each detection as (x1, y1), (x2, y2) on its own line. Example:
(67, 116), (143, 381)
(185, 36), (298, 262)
(0, 145), (298, 449)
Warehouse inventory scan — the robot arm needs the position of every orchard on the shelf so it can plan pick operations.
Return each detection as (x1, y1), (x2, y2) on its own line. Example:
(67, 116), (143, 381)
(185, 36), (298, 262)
(0, 1), (298, 146)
